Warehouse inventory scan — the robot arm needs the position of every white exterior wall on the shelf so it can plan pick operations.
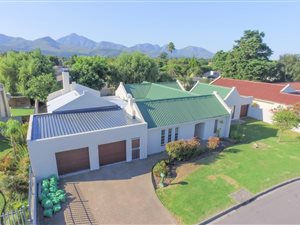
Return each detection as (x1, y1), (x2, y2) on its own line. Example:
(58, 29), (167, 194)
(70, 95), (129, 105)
(224, 88), (253, 120)
(28, 122), (147, 180)
(147, 115), (230, 155)
(248, 99), (279, 124)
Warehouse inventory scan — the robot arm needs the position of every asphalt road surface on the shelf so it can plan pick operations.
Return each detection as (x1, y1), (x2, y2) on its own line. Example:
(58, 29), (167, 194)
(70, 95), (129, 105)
(213, 181), (300, 224)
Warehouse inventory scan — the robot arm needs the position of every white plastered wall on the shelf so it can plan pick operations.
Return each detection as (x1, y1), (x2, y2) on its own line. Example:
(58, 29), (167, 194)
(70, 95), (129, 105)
(224, 88), (253, 120)
(147, 115), (230, 155)
(27, 122), (148, 180)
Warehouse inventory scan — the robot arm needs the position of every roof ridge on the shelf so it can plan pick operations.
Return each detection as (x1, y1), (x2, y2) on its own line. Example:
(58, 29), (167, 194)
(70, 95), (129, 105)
(217, 77), (286, 87)
(152, 82), (198, 96)
(195, 82), (232, 90)
(136, 94), (215, 103)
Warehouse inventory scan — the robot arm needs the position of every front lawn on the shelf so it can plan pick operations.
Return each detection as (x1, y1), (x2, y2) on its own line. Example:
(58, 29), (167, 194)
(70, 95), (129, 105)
(10, 108), (34, 117)
(157, 119), (300, 224)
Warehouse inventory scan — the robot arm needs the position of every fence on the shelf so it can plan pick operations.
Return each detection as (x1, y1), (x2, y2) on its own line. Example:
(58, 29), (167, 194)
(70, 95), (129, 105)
(0, 206), (29, 225)
(28, 167), (37, 225)
(0, 167), (37, 225)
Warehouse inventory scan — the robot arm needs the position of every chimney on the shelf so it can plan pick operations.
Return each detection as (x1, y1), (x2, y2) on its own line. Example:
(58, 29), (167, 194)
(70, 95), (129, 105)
(62, 71), (70, 92)
(127, 94), (136, 119)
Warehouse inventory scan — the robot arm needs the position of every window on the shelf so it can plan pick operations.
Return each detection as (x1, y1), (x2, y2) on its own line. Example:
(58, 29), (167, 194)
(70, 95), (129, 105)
(168, 128), (172, 143)
(161, 130), (165, 146)
(132, 138), (140, 160)
(232, 106), (236, 119)
(214, 120), (218, 134)
(175, 127), (179, 141)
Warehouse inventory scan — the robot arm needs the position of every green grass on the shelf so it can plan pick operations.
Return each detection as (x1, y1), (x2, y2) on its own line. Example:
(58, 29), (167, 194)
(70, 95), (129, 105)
(10, 108), (34, 117)
(157, 119), (300, 224)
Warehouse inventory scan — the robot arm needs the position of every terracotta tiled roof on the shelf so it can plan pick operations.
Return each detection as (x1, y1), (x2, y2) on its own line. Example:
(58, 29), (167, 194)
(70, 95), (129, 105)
(279, 82), (300, 91)
(211, 78), (300, 105)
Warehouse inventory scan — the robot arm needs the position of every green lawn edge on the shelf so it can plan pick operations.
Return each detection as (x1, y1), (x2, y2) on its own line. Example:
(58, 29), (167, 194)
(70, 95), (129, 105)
(156, 119), (300, 224)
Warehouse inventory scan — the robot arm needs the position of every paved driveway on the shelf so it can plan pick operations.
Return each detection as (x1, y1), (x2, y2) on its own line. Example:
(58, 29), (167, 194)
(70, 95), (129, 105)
(39, 154), (176, 225)
(213, 181), (300, 224)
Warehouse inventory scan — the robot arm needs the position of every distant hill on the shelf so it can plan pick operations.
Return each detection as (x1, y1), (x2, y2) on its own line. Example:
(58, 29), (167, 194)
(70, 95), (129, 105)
(0, 33), (214, 58)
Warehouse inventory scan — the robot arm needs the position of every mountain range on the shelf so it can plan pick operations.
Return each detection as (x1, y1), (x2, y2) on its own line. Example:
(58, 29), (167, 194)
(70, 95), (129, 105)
(0, 33), (214, 58)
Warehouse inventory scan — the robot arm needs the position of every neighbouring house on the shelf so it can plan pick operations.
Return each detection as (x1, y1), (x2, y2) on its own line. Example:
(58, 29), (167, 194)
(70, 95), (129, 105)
(211, 77), (300, 132)
(203, 71), (220, 79)
(0, 83), (10, 120)
(190, 81), (253, 120)
(27, 75), (231, 179)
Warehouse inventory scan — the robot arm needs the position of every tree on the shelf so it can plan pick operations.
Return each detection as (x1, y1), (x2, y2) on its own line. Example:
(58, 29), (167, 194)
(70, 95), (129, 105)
(159, 52), (168, 60)
(0, 51), (22, 94)
(279, 54), (300, 81)
(272, 106), (299, 142)
(26, 73), (57, 113)
(168, 42), (175, 54)
(69, 56), (112, 90)
(0, 119), (22, 156)
(116, 52), (159, 83)
(212, 30), (283, 82)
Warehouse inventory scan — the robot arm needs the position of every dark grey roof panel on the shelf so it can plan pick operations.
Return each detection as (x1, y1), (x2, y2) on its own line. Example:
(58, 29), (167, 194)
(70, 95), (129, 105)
(31, 109), (141, 140)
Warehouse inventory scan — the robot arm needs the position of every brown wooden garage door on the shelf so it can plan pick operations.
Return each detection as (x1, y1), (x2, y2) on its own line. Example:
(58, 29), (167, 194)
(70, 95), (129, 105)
(240, 104), (249, 118)
(55, 147), (90, 176)
(98, 141), (126, 166)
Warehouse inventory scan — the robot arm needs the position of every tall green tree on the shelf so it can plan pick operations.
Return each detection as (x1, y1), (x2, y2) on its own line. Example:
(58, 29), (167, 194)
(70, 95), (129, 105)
(168, 42), (175, 54)
(212, 30), (282, 82)
(279, 54), (300, 81)
(69, 56), (113, 90)
(26, 73), (57, 112)
(116, 52), (159, 83)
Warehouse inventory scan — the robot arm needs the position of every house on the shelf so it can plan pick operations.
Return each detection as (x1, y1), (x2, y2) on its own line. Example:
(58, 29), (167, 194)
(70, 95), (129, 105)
(211, 77), (300, 131)
(0, 83), (10, 120)
(190, 81), (253, 120)
(27, 74), (231, 179)
(203, 71), (220, 79)
(116, 82), (232, 155)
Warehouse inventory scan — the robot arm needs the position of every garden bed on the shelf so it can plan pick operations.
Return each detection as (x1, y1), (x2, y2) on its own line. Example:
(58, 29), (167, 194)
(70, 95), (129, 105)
(152, 138), (233, 188)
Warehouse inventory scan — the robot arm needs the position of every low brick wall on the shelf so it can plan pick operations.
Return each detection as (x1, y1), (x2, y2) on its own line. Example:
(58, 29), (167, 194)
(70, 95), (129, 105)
(9, 96), (31, 108)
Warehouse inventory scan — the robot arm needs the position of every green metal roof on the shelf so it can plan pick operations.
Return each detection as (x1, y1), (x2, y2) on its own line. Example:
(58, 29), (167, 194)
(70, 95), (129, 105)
(157, 81), (182, 90)
(190, 82), (232, 99)
(136, 95), (229, 128)
(124, 82), (193, 101)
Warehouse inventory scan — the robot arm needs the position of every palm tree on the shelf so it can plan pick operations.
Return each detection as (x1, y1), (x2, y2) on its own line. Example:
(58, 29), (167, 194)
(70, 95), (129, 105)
(0, 119), (22, 156)
(168, 42), (175, 54)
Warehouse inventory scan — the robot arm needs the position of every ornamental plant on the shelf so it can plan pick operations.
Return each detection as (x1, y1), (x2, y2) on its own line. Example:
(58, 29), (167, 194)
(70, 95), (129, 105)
(207, 137), (220, 150)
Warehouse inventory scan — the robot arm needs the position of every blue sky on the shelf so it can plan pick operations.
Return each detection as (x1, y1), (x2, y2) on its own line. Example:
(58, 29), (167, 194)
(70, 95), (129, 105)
(0, 1), (300, 58)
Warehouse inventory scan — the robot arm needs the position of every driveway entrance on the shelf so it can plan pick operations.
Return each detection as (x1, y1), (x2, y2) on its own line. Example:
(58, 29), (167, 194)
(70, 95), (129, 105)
(39, 153), (176, 225)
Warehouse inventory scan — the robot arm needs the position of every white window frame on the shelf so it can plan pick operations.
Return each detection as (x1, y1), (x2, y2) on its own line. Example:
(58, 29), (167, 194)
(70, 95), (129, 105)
(161, 129), (165, 146)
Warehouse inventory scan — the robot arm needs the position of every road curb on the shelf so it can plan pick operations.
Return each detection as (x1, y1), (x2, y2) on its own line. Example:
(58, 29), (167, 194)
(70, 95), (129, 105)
(200, 177), (300, 225)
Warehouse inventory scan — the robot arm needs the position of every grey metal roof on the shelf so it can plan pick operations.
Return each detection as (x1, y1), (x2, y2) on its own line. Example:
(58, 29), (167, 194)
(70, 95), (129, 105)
(31, 109), (142, 140)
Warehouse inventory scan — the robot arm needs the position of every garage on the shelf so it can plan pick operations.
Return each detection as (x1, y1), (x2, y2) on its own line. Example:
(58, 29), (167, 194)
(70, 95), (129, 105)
(55, 147), (90, 176)
(240, 104), (249, 118)
(98, 141), (126, 166)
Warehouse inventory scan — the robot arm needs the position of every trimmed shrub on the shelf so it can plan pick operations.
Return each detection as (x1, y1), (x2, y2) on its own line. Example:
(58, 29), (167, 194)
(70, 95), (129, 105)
(166, 138), (200, 161)
(207, 137), (220, 150)
(153, 160), (168, 177)
(230, 125), (246, 143)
